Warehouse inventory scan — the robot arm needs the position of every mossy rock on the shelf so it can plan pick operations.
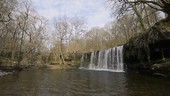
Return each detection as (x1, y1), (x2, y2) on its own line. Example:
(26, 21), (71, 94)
(124, 18), (170, 69)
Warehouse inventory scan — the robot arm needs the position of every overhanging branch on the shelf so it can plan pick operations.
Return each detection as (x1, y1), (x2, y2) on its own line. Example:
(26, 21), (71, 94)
(124, 0), (164, 8)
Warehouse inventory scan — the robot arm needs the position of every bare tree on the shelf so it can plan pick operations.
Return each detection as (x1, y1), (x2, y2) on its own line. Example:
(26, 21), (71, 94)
(51, 16), (86, 64)
(0, 0), (18, 66)
(53, 16), (70, 64)
(84, 27), (113, 51)
(16, 0), (32, 66)
(66, 17), (86, 59)
(107, 0), (170, 20)
(15, 0), (48, 66)
(0, 0), (49, 67)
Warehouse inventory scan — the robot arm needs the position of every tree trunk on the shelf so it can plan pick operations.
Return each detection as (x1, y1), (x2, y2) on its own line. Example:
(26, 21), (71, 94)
(167, 14), (170, 21)
(161, 48), (165, 61)
(143, 5), (152, 28)
(59, 50), (65, 65)
(59, 41), (65, 65)
(130, 4), (146, 31)
(145, 44), (151, 64)
(17, 31), (24, 66)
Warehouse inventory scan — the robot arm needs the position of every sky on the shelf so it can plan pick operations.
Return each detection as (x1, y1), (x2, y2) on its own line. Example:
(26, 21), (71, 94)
(31, 0), (113, 29)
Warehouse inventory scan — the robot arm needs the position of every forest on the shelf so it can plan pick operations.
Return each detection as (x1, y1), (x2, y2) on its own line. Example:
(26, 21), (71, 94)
(0, 0), (170, 70)
(0, 0), (170, 95)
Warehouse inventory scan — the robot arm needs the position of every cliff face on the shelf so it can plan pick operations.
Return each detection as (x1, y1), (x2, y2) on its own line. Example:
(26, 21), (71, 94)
(123, 19), (170, 76)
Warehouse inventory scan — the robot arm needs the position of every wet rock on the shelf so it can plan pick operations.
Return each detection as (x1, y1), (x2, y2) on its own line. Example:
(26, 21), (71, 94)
(153, 73), (167, 77)
(0, 70), (13, 77)
(151, 63), (170, 71)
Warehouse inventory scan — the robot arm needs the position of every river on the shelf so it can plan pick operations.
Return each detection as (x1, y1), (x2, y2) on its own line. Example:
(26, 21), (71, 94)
(0, 69), (169, 96)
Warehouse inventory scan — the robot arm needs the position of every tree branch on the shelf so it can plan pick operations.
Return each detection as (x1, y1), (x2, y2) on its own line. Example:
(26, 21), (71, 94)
(124, 0), (164, 8)
(160, 0), (170, 5)
(145, 3), (163, 11)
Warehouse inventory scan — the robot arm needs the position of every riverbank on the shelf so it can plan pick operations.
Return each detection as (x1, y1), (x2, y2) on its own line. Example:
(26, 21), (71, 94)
(46, 64), (69, 69)
(46, 63), (79, 69)
(0, 61), (80, 72)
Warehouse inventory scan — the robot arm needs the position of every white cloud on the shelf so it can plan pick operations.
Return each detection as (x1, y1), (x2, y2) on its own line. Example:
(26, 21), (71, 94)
(32, 0), (112, 29)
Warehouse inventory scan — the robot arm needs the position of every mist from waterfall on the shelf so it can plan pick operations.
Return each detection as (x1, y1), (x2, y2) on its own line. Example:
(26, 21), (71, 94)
(79, 46), (124, 72)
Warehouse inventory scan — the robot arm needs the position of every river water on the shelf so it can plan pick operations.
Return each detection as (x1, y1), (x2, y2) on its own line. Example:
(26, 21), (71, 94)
(0, 69), (169, 96)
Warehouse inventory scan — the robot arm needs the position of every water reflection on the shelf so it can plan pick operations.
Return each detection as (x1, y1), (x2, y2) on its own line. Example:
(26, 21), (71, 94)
(65, 70), (127, 96)
(0, 69), (169, 96)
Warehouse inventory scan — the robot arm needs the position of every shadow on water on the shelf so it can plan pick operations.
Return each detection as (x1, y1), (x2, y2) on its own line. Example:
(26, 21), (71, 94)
(0, 69), (169, 96)
(125, 72), (170, 96)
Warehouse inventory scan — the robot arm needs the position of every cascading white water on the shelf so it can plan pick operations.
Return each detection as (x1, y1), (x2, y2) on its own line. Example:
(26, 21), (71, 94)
(80, 46), (124, 72)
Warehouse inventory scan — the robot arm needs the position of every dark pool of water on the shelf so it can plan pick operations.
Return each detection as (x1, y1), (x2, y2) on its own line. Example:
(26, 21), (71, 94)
(0, 69), (169, 96)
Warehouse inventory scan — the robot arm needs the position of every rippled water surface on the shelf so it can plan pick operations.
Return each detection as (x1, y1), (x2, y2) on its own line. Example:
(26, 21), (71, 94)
(0, 69), (169, 96)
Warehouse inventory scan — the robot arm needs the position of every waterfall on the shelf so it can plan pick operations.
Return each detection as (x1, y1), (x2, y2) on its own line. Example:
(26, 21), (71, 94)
(80, 46), (124, 72)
